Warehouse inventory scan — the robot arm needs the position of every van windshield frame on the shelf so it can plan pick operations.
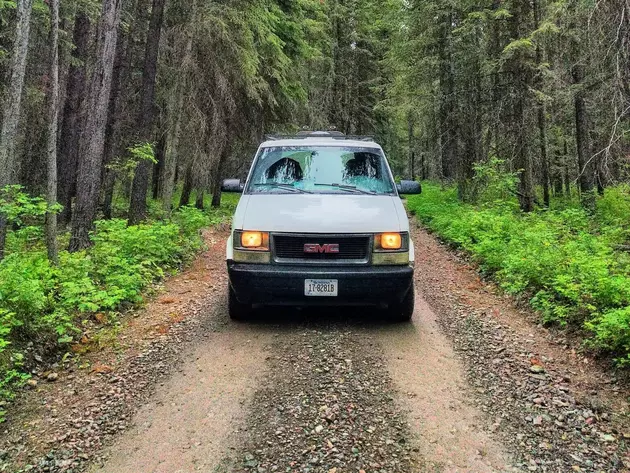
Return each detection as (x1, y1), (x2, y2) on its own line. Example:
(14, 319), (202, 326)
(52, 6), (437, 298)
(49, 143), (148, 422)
(244, 145), (397, 196)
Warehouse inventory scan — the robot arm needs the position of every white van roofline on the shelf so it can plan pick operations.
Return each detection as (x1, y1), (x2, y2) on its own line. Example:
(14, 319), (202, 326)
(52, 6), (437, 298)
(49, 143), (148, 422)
(260, 138), (383, 149)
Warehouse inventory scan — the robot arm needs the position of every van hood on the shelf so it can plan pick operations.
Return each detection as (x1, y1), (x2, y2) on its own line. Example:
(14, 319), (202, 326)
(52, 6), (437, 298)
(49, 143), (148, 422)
(234, 194), (407, 233)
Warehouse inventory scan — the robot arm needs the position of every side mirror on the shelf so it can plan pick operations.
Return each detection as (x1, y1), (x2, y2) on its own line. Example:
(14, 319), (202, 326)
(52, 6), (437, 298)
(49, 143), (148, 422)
(221, 179), (244, 193)
(397, 180), (422, 195)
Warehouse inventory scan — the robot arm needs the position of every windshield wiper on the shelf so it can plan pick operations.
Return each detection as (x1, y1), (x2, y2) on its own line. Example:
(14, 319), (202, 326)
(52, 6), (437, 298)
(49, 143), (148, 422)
(314, 183), (377, 195)
(253, 183), (312, 194)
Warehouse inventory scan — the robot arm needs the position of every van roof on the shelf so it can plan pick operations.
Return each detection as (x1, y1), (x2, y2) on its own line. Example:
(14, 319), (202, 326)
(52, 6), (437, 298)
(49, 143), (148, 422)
(260, 137), (382, 149)
(260, 131), (382, 150)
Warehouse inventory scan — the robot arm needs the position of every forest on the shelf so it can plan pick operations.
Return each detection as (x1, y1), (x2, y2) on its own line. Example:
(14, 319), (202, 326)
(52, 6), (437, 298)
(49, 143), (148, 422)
(0, 0), (629, 410)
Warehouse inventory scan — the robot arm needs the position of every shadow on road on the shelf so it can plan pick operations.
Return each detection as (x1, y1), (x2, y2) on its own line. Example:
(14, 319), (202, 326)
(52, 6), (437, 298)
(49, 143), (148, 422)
(230, 304), (419, 334)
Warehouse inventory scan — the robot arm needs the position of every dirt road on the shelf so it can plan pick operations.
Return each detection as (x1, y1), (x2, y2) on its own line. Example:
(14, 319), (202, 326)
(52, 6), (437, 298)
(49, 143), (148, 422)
(2, 224), (629, 473)
(93, 290), (510, 473)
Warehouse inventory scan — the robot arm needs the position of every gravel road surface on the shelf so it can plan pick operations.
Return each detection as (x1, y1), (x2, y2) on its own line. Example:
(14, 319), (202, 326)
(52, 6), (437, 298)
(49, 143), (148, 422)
(1, 224), (628, 473)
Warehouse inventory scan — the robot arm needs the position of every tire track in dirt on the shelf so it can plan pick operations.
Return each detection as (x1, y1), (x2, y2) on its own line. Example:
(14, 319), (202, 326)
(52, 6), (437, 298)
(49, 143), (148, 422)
(219, 325), (424, 473)
(410, 223), (630, 472)
(377, 294), (512, 473)
(93, 319), (274, 473)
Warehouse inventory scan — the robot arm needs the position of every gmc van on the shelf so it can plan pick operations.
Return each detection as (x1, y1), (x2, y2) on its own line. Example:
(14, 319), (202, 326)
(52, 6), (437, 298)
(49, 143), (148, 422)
(223, 131), (421, 321)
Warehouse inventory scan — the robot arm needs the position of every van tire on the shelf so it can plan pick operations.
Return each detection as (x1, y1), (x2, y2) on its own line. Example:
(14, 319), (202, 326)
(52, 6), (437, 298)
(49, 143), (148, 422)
(228, 285), (251, 321)
(390, 286), (414, 322)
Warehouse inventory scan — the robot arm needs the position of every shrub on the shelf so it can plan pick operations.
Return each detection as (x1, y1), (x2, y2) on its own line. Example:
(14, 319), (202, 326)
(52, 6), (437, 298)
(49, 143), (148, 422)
(586, 307), (630, 364)
(407, 183), (630, 362)
(0, 202), (231, 405)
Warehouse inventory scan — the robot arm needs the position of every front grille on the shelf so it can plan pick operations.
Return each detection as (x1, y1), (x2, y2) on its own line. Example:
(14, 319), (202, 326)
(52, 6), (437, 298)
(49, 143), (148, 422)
(273, 234), (370, 262)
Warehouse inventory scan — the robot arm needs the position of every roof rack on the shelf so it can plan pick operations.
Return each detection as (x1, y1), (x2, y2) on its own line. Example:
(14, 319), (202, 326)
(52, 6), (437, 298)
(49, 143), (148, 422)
(264, 131), (375, 142)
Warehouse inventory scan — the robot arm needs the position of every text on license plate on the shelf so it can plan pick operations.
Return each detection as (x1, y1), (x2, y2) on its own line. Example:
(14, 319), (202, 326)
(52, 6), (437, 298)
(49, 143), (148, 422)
(304, 279), (338, 297)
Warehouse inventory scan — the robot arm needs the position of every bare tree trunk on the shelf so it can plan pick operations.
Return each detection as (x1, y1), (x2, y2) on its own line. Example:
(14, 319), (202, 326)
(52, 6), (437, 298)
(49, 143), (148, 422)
(210, 149), (229, 208)
(572, 61), (595, 210)
(553, 151), (564, 195)
(596, 157), (606, 195)
(510, 0), (534, 212)
(211, 184), (222, 208)
(160, 93), (184, 213)
(533, 0), (550, 207)
(102, 29), (128, 220)
(160, 24), (193, 214)
(179, 163), (193, 208)
(102, 171), (116, 220)
(514, 96), (535, 212)
(57, 12), (90, 226)
(46, 0), (60, 264)
(420, 150), (425, 180)
(407, 111), (415, 179)
(486, 0), (504, 161)
(152, 132), (166, 199)
(438, 8), (457, 180)
(70, 0), (123, 252)
(195, 190), (204, 210)
(128, 0), (167, 225)
(563, 139), (571, 196)
(0, 0), (34, 259)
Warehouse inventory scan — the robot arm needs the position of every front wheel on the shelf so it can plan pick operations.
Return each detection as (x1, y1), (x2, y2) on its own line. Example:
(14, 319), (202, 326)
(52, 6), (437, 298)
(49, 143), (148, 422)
(389, 286), (414, 322)
(228, 285), (252, 321)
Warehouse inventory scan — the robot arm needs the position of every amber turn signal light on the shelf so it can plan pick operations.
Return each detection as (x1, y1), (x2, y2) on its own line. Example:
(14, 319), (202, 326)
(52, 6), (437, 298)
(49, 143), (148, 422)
(379, 233), (402, 250)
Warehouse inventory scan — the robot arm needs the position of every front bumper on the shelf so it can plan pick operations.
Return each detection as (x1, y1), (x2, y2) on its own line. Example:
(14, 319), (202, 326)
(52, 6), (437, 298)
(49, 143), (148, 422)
(227, 262), (414, 307)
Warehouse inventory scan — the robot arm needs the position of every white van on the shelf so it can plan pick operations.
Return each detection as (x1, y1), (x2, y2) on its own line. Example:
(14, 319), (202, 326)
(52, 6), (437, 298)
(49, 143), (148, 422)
(223, 131), (421, 321)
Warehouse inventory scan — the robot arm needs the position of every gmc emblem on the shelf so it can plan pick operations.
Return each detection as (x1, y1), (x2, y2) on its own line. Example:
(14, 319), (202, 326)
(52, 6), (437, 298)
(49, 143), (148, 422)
(304, 243), (340, 254)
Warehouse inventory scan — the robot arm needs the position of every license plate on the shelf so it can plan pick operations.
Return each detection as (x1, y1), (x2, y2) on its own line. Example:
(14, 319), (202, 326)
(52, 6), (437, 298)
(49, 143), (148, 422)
(304, 279), (338, 297)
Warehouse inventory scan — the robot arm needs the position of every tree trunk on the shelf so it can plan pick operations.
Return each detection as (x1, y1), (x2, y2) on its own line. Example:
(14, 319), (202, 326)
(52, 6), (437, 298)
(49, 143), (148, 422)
(533, 0), (550, 207)
(0, 0), (34, 259)
(195, 190), (204, 210)
(420, 150), (425, 180)
(407, 111), (415, 179)
(160, 26), (193, 214)
(128, 0), (167, 225)
(486, 0), (503, 159)
(211, 184), (222, 208)
(563, 140), (571, 196)
(101, 19), (129, 221)
(572, 61), (596, 210)
(152, 133), (166, 199)
(597, 156), (607, 195)
(510, 0), (534, 212)
(70, 0), (123, 251)
(438, 8), (457, 180)
(46, 0), (60, 264)
(160, 94), (184, 213)
(552, 149), (564, 196)
(179, 164), (193, 208)
(57, 12), (90, 226)
(210, 149), (229, 208)
(102, 170), (116, 220)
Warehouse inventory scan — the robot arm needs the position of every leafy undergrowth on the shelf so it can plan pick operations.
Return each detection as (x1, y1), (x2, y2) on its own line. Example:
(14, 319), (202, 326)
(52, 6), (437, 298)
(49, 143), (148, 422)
(407, 183), (630, 363)
(0, 193), (239, 417)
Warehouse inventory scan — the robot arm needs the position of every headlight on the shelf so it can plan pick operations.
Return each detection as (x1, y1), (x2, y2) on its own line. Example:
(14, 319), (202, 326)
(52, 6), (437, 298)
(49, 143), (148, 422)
(233, 230), (270, 263)
(235, 230), (269, 251)
(375, 232), (408, 251)
(373, 232), (409, 265)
